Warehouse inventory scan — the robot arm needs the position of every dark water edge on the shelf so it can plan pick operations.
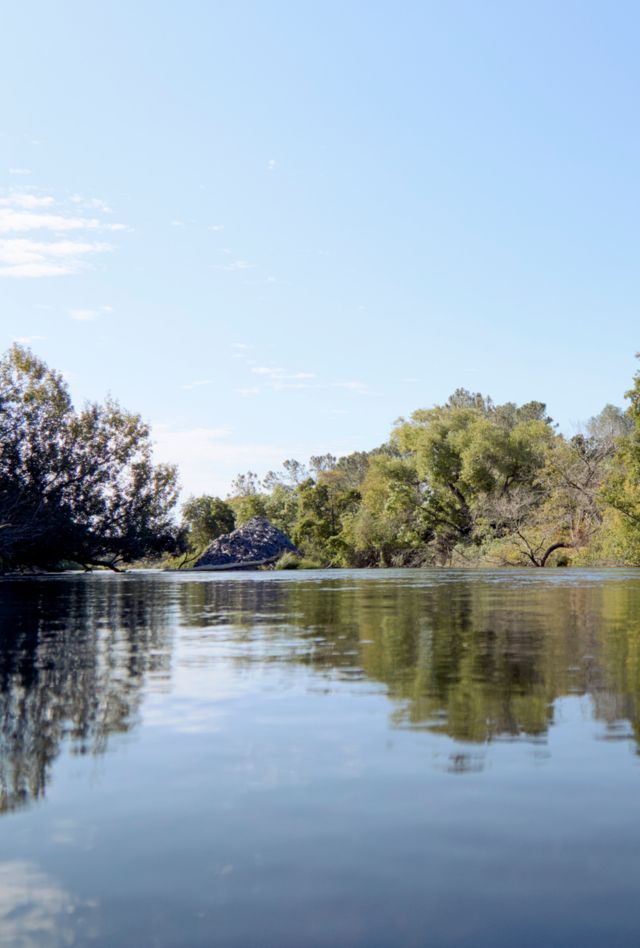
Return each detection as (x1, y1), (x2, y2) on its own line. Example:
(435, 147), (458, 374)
(1, 568), (640, 947)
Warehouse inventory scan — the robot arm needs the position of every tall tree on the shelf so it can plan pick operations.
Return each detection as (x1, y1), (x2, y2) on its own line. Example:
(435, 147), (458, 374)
(181, 495), (235, 550)
(0, 345), (180, 570)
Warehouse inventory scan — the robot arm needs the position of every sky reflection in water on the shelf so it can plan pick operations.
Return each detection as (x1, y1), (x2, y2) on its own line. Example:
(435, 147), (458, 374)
(1, 570), (640, 947)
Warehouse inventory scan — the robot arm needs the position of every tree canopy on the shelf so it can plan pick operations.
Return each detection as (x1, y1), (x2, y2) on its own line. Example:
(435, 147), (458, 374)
(4, 344), (640, 571)
(0, 345), (180, 570)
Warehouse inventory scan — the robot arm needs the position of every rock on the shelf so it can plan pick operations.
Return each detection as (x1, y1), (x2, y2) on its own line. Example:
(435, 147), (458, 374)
(193, 516), (301, 570)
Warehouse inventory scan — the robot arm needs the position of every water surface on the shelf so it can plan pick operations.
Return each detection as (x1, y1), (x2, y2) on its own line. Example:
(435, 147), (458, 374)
(1, 569), (640, 946)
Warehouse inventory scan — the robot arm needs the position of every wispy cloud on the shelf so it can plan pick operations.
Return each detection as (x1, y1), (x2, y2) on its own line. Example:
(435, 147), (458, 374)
(8, 168), (31, 175)
(0, 209), (124, 233)
(209, 223), (224, 231)
(0, 240), (112, 278)
(70, 194), (112, 213)
(214, 259), (255, 272)
(10, 334), (46, 344)
(236, 386), (260, 397)
(68, 308), (99, 321)
(232, 345), (369, 398)
(251, 367), (316, 381)
(0, 190), (124, 278)
(267, 159), (276, 172)
(0, 193), (54, 209)
(152, 424), (285, 496)
(332, 380), (369, 395)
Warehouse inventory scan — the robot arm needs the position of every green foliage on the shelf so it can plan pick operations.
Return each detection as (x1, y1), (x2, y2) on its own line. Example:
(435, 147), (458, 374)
(8, 343), (640, 573)
(229, 493), (268, 525)
(274, 551), (321, 570)
(601, 362), (640, 563)
(0, 345), (180, 570)
(393, 393), (556, 562)
(232, 379), (639, 568)
(181, 495), (235, 550)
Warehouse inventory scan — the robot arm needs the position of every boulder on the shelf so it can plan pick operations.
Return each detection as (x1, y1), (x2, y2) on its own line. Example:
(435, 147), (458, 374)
(193, 516), (301, 570)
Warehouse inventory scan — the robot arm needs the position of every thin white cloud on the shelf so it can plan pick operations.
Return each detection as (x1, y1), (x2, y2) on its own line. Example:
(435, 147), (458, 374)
(251, 366), (282, 376)
(0, 188), (123, 278)
(238, 347), (368, 398)
(171, 219), (185, 227)
(215, 259), (255, 271)
(0, 209), (124, 233)
(267, 159), (276, 172)
(209, 223), (224, 231)
(252, 366), (316, 382)
(332, 380), (369, 395)
(70, 194), (112, 213)
(69, 308), (99, 321)
(0, 239), (112, 278)
(152, 424), (285, 496)
(11, 334), (46, 344)
(8, 168), (31, 175)
(0, 193), (55, 209)
(236, 386), (260, 397)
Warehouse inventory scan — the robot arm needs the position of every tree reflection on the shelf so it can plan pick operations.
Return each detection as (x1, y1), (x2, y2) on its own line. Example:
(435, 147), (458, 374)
(178, 574), (640, 748)
(0, 576), (173, 814)
(3, 573), (640, 814)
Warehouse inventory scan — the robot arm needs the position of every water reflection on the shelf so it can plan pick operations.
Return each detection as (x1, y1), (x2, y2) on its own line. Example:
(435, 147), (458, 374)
(0, 577), (174, 814)
(176, 573), (640, 745)
(2, 571), (640, 815)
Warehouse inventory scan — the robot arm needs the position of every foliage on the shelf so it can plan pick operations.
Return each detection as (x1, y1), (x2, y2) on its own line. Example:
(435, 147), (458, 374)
(0, 345), (180, 570)
(181, 495), (235, 550)
(601, 364), (640, 563)
(6, 342), (640, 572)
(274, 551), (322, 570)
(224, 383), (638, 568)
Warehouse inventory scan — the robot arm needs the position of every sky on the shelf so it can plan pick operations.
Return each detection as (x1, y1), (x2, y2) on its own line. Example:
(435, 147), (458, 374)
(2, 1), (640, 497)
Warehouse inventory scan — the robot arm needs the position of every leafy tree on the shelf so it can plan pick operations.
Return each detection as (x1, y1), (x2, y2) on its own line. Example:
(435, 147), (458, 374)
(227, 470), (268, 525)
(0, 345), (180, 570)
(394, 393), (556, 561)
(601, 364), (640, 562)
(344, 455), (431, 565)
(292, 478), (359, 564)
(181, 495), (235, 550)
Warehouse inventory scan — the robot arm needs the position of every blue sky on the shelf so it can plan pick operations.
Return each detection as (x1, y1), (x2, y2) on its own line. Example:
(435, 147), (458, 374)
(2, 1), (639, 496)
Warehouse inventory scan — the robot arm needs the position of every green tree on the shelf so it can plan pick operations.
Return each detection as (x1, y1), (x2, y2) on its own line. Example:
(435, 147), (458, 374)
(0, 345), (180, 570)
(181, 495), (235, 550)
(394, 392), (555, 562)
(602, 363), (640, 562)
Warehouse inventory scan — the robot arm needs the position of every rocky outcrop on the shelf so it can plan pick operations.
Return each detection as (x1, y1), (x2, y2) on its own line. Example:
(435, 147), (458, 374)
(193, 516), (300, 570)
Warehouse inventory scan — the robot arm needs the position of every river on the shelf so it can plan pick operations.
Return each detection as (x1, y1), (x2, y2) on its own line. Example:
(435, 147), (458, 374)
(1, 569), (639, 946)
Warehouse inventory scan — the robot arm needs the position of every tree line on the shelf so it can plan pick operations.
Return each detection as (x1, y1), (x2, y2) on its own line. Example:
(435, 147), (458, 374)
(4, 342), (640, 570)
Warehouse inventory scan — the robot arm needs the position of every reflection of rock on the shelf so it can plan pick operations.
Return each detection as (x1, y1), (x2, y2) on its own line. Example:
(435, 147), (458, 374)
(193, 517), (300, 570)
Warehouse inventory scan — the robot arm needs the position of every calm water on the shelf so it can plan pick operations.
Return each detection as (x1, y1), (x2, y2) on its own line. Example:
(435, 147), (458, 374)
(1, 569), (640, 947)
